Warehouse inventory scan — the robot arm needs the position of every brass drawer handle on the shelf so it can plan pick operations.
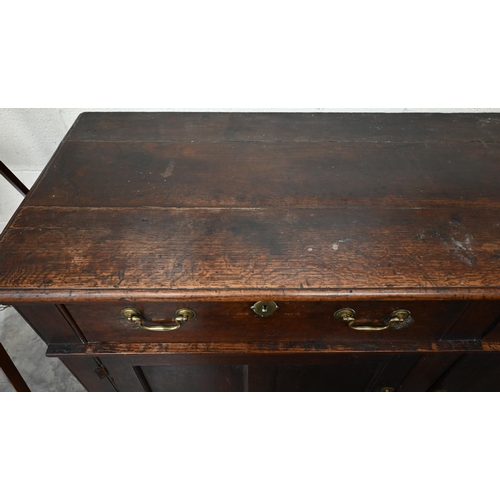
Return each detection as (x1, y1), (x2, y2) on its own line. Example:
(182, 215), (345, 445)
(121, 307), (196, 331)
(334, 308), (411, 331)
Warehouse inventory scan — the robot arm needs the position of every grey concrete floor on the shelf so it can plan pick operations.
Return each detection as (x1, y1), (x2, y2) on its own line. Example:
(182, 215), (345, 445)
(0, 307), (85, 392)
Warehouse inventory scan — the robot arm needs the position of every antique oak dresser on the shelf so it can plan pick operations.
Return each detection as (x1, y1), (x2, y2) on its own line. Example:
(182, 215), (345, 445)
(1, 112), (500, 391)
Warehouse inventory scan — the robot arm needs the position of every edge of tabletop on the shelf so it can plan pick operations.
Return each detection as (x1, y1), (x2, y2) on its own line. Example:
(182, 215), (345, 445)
(1, 287), (500, 304)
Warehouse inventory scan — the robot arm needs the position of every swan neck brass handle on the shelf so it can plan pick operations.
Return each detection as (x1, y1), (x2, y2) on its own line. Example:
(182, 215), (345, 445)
(121, 308), (196, 331)
(334, 308), (411, 331)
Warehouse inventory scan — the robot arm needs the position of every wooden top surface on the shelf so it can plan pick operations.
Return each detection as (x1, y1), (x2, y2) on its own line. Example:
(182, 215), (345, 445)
(1, 112), (500, 302)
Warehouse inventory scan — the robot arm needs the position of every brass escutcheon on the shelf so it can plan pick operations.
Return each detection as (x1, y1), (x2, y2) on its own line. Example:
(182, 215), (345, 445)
(251, 301), (278, 317)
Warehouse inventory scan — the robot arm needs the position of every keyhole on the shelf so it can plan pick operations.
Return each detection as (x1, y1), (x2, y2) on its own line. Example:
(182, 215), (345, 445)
(251, 301), (278, 317)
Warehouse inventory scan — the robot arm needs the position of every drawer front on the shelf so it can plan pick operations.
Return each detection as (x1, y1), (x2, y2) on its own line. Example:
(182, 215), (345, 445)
(64, 300), (491, 344)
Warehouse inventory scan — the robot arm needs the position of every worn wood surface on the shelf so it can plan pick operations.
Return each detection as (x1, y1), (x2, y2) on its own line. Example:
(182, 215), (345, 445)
(46, 339), (500, 357)
(2, 112), (500, 391)
(23, 141), (500, 209)
(67, 112), (500, 143)
(1, 112), (500, 302)
(1, 207), (500, 301)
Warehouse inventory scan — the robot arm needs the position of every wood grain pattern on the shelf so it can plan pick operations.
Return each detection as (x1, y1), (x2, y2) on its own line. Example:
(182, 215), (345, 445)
(67, 112), (500, 143)
(46, 339), (500, 357)
(2, 112), (500, 391)
(1, 207), (499, 300)
(23, 140), (500, 209)
(1, 112), (500, 304)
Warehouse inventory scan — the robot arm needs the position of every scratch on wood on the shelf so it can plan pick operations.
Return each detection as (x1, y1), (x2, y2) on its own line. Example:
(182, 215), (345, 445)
(448, 235), (477, 267)
(162, 160), (175, 179)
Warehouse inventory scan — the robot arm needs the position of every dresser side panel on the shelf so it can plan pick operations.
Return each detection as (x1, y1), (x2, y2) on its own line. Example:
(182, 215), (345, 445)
(15, 304), (86, 344)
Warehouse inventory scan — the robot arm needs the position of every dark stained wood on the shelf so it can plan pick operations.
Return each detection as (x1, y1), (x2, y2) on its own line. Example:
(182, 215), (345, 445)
(429, 353), (500, 392)
(100, 357), (148, 392)
(398, 353), (463, 391)
(453, 355), (500, 391)
(1, 207), (500, 301)
(23, 141), (500, 209)
(55, 304), (88, 343)
(0, 342), (30, 391)
(0, 160), (29, 196)
(45, 339), (500, 357)
(478, 314), (500, 342)
(67, 112), (500, 144)
(440, 301), (500, 341)
(2, 112), (500, 391)
(58, 357), (115, 392)
(64, 300), (469, 343)
(364, 353), (422, 392)
(249, 356), (397, 392)
(249, 353), (422, 392)
(141, 364), (245, 392)
(15, 304), (85, 344)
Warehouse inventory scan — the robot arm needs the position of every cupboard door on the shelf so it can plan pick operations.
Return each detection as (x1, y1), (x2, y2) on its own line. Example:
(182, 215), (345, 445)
(64, 352), (500, 392)
(122, 354), (420, 392)
(429, 353), (500, 392)
(141, 364), (246, 392)
(247, 354), (420, 392)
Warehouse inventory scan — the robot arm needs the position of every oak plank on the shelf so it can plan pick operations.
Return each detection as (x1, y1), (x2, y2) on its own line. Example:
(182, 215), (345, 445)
(67, 112), (500, 143)
(0, 207), (499, 300)
(23, 140), (500, 209)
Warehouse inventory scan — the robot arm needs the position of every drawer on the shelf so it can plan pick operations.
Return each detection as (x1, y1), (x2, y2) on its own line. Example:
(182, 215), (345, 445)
(64, 300), (490, 344)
